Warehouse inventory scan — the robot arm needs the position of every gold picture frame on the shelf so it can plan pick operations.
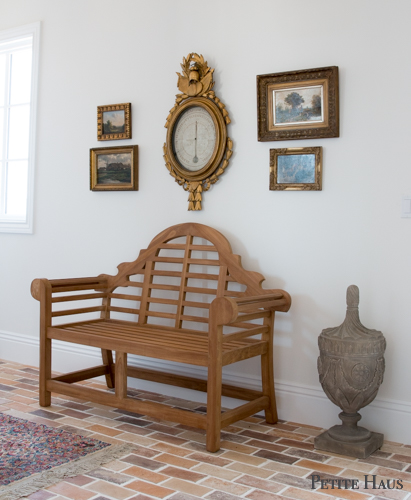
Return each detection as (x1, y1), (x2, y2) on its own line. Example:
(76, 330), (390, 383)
(97, 103), (131, 141)
(90, 145), (138, 191)
(257, 67), (339, 141)
(270, 147), (322, 191)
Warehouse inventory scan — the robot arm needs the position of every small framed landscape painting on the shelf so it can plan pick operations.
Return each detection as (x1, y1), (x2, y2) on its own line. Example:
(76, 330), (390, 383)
(270, 147), (322, 191)
(97, 103), (131, 141)
(257, 67), (339, 141)
(90, 145), (138, 191)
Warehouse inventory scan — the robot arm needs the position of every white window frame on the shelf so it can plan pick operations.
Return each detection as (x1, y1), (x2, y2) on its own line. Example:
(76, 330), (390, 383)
(0, 22), (40, 234)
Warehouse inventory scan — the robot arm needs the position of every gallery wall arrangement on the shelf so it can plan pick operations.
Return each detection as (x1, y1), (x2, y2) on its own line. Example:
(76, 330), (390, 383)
(1, 0), (411, 447)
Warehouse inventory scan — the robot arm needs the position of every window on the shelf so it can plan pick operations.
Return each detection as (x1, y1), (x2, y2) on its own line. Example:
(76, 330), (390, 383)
(0, 22), (40, 233)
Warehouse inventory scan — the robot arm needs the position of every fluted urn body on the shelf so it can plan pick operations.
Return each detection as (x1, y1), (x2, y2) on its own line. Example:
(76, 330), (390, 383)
(314, 285), (386, 458)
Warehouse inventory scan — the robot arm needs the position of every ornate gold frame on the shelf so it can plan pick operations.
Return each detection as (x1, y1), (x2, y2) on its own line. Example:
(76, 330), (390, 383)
(90, 145), (138, 191)
(163, 53), (232, 210)
(97, 103), (131, 141)
(270, 147), (322, 191)
(257, 67), (339, 142)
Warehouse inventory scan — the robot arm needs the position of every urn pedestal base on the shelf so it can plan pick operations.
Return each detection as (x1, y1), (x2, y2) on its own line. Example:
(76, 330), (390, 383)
(314, 412), (384, 458)
(314, 429), (383, 458)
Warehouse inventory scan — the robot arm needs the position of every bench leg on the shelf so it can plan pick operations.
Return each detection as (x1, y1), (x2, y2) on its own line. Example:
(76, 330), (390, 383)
(261, 313), (278, 423)
(40, 337), (51, 407)
(206, 349), (222, 452)
(102, 349), (115, 389)
(261, 350), (278, 423)
(115, 351), (128, 400)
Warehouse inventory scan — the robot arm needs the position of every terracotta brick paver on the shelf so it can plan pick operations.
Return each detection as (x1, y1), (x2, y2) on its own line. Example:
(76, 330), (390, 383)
(127, 479), (175, 498)
(192, 463), (241, 481)
(86, 424), (124, 436)
(85, 480), (134, 499)
(296, 459), (344, 475)
(47, 481), (95, 500)
(162, 477), (213, 496)
(282, 485), (335, 500)
(124, 465), (169, 483)
(1, 359), (411, 500)
(156, 453), (200, 469)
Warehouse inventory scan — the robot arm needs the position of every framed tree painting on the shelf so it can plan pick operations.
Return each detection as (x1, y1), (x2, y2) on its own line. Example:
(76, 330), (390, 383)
(257, 67), (339, 141)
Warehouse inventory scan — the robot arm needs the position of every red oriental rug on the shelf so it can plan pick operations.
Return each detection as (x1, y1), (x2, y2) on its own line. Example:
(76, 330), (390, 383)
(0, 413), (132, 500)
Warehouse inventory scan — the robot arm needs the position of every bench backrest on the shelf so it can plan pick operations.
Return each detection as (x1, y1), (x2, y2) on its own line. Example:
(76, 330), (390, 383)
(102, 223), (276, 331)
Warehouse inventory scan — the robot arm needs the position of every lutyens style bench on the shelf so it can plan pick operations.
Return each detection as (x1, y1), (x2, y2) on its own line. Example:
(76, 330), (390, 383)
(31, 223), (291, 452)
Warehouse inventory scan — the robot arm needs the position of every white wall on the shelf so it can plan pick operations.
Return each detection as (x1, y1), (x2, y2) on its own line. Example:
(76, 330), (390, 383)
(1, 0), (410, 444)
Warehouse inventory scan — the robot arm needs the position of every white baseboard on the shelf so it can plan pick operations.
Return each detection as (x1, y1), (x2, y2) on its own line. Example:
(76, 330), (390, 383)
(1, 329), (410, 445)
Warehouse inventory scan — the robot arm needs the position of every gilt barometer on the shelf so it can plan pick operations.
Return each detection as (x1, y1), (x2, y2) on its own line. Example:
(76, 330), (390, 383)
(164, 53), (232, 210)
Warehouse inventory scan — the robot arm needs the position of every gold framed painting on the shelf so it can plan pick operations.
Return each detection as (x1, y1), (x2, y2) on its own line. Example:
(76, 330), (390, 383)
(257, 67), (339, 141)
(90, 145), (138, 191)
(270, 147), (322, 191)
(97, 103), (131, 141)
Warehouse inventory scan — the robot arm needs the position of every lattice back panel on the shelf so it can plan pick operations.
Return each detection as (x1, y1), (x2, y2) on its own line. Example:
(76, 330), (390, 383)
(107, 234), (250, 331)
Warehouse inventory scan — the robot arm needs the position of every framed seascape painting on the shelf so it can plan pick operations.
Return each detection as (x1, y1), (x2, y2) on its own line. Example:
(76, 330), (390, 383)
(270, 147), (322, 191)
(97, 103), (131, 141)
(257, 67), (339, 141)
(90, 145), (138, 191)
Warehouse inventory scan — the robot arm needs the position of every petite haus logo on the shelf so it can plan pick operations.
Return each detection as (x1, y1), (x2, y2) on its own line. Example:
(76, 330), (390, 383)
(311, 475), (403, 490)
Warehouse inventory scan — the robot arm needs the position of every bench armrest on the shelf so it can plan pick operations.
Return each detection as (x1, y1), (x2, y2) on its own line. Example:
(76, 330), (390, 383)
(31, 276), (109, 301)
(209, 292), (291, 327)
(234, 292), (291, 313)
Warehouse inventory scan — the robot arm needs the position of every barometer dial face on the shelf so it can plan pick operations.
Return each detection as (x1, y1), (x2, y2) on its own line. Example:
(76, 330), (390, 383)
(172, 106), (217, 172)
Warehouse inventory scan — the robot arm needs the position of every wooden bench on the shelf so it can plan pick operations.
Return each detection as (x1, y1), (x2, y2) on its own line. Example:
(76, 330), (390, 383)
(31, 223), (291, 452)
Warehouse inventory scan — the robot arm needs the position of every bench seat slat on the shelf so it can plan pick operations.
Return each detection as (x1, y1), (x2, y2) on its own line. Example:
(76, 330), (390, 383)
(62, 321), (260, 349)
(76, 322), (211, 343)
(48, 321), (265, 356)
(48, 326), (210, 365)
(71, 329), (208, 353)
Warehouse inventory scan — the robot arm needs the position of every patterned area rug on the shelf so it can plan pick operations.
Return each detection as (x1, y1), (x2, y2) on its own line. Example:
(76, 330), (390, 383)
(0, 413), (133, 500)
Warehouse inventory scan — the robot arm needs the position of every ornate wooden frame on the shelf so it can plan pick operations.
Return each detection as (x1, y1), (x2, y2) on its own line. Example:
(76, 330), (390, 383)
(90, 145), (138, 191)
(270, 146), (322, 191)
(257, 67), (339, 141)
(97, 102), (131, 141)
(164, 53), (233, 211)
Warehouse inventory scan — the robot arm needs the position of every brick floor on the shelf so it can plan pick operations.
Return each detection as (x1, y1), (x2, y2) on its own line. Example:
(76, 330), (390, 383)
(0, 359), (410, 500)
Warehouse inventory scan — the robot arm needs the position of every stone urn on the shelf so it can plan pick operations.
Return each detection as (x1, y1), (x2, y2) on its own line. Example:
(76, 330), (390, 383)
(314, 285), (386, 458)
